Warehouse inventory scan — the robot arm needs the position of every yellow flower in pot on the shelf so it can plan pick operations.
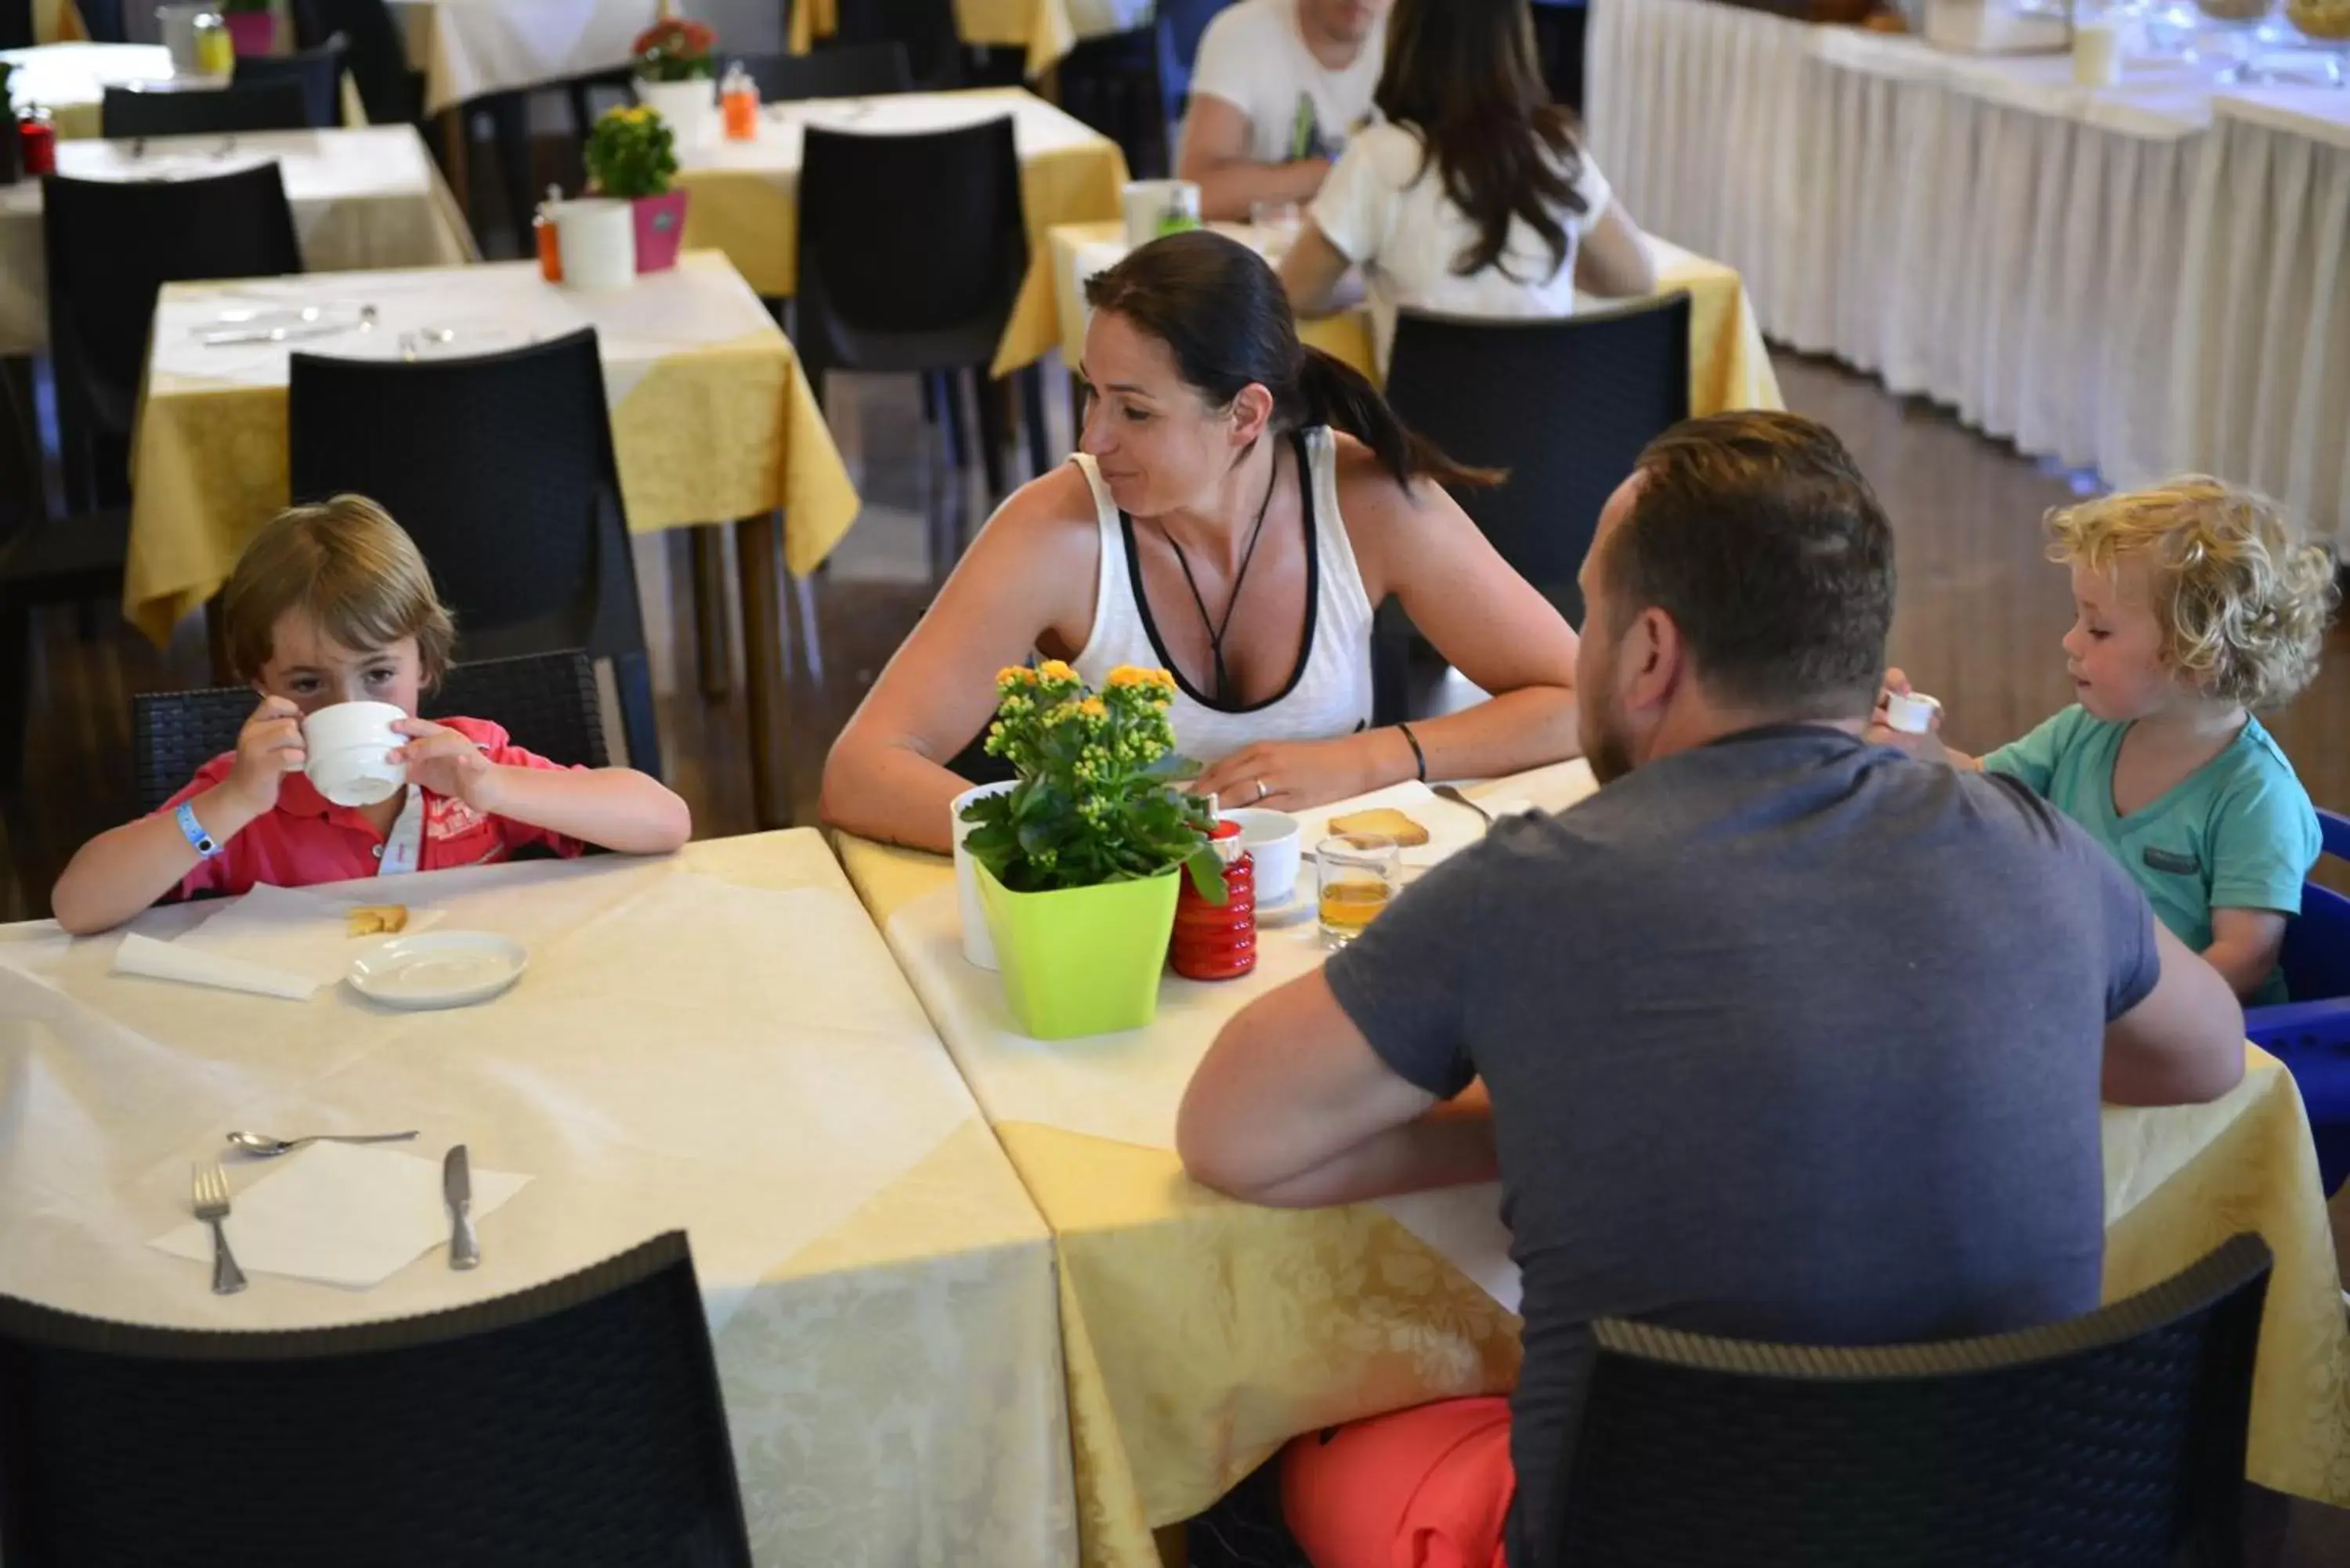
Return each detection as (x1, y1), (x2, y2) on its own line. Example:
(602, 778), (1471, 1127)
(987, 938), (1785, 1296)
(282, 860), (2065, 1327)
(584, 104), (689, 273)
(960, 663), (1223, 1039)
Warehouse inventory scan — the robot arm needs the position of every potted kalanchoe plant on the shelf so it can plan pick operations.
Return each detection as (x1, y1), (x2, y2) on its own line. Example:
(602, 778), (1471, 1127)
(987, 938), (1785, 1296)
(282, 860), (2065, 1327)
(961, 662), (1223, 1039)
(218, 0), (277, 57)
(584, 104), (686, 273)
(630, 15), (718, 149)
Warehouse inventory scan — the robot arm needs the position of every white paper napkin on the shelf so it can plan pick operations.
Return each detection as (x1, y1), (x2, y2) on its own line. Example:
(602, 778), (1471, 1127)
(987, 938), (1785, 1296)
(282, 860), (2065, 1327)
(149, 1141), (531, 1289)
(112, 932), (316, 1001)
(1374, 1183), (1522, 1315)
(177, 883), (446, 986)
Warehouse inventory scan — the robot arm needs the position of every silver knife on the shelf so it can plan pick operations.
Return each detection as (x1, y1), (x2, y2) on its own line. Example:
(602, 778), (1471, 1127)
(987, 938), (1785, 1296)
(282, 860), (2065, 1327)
(444, 1144), (479, 1270)
(197, 323), (356, 348)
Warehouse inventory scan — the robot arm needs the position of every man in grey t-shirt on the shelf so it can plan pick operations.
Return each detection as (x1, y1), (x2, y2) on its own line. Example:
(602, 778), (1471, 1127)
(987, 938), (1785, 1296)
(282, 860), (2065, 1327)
(1176, 412), (2247, 1568)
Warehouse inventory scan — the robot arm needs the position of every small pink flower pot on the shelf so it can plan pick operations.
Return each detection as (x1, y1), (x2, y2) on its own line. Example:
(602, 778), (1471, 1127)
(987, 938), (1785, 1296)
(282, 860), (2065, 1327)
(631, 191), (689, 273)
(222, 10), (277, 56)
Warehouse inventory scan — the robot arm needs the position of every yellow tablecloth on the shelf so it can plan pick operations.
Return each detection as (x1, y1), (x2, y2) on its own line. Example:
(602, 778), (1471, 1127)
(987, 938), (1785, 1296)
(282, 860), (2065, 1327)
(838, 761), (2350, 1568)
(0, 831), (1076, 1567)
(34, 0), (85, 41)
(1049, 222), (1786, 418)
(789, 0), (1080, 81)
(674, 89), (1127, 379)
(125, 252), (860, 644)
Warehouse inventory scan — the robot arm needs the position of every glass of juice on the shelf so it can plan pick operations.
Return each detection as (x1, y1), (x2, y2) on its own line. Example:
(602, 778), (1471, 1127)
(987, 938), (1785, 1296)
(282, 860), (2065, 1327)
(1316, 833), (1397, 949)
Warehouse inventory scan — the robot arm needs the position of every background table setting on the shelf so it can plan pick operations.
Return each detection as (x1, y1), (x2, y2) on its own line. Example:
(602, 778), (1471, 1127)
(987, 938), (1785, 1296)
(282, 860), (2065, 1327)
(1048, 220), (1787, 419)
(674, 86), (1128, 378)
(0, 126), (477, 357)
(1584, 0), (2350, 549)
(837, 757), (2350, 1563)
(2, 39), (183, 138)
(789, 0), (1154, 81)
(0, 829), (1076, 1567)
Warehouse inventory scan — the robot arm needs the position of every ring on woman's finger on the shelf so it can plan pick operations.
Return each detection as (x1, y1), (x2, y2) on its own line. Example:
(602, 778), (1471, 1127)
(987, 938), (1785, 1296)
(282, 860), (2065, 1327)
(1253, 779), (1269, 804)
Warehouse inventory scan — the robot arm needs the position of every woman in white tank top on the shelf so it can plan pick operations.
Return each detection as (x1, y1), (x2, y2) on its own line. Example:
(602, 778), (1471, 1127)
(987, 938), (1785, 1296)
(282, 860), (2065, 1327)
(823, 230), (1585, 854)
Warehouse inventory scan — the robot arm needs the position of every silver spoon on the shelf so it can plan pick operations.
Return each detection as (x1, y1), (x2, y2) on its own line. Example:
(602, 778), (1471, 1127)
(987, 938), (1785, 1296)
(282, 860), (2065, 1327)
(226, 1129), (420, 1158)
(1432, 783), (1494, 828)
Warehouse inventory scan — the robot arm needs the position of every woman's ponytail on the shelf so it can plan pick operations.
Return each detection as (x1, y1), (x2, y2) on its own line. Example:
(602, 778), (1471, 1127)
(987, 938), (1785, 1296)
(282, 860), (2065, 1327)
(1296, 348), (1502, 493)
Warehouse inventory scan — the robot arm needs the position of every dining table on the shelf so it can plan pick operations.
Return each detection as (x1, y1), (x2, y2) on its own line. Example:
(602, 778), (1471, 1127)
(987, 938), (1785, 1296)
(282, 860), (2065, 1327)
(127, 251), (860, 829)
(0, 126), (477, 358)
(0, 830), (1076, 1566)
(674, 87), (1129, 378)
(2, 40), (182, 138)
(835, 761), (2350, 1568)
(788, 0), (1154, 81)
(1048, 221), (1786, 418)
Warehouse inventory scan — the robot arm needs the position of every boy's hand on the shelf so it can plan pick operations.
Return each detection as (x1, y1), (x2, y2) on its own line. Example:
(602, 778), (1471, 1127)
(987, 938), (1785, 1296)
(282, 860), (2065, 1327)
(219, 696), (307, 814)
(392, 718), (497, 808)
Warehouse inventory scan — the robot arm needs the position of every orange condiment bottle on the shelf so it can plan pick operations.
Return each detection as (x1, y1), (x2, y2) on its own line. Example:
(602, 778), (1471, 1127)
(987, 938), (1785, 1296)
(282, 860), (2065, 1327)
(721, 61), (759, 141)
(533, 186), (563, 283)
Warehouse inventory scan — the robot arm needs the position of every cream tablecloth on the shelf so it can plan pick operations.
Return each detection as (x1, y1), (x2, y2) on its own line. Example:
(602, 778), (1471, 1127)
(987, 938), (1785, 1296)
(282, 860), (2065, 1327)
(1585, 0), (2350, 544)
(1049, 221), (1784, 417)
(676, 89), (1128, 377)
(2, 42), (180, 139)
(838, 761), (2350, 1566)
(385, 0), (642, 117)
(125, 251), (859, 642)
(789, 0), (1152, 81)
(0, 127), (477, 358)
(0, 832), (1073, 1567)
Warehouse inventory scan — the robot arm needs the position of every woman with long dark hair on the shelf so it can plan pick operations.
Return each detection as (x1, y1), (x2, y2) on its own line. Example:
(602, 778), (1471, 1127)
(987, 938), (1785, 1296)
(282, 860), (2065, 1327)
(821, 230), (1582, 853)
(1280, 0), (1658, 372)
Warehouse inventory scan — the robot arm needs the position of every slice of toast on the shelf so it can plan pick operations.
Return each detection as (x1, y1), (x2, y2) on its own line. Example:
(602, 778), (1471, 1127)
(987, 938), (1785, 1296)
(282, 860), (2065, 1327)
(346, 905), (409, 938)
(1328, 807), (1430, 847)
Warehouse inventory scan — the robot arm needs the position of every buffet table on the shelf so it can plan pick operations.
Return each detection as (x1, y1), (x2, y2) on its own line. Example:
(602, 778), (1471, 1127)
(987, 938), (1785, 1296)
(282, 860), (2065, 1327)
(1585, 0), (2350, 547)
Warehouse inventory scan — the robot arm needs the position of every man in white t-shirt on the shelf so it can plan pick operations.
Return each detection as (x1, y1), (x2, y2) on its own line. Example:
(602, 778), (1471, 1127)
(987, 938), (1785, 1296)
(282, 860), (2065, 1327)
(1177, 0), (1390, 222)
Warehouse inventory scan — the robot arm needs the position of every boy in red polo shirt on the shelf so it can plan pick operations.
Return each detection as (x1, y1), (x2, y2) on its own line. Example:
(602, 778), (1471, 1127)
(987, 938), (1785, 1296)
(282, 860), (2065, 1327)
(51, 496), (691, 934)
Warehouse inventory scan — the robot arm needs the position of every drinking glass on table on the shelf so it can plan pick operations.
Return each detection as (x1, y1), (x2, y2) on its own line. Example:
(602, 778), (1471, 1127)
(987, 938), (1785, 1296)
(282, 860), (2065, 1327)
(1250, 199), (1304, 263)
(1317, 833), (1397, 949)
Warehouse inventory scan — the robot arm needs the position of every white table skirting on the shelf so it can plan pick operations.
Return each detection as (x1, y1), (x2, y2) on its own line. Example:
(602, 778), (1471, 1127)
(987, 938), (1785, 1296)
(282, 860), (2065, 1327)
(1586, 0), (2350, 548)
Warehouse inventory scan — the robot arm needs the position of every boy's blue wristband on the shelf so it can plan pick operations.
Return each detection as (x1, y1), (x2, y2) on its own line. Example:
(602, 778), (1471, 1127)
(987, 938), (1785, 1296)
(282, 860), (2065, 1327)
(175, 800), (220, 859)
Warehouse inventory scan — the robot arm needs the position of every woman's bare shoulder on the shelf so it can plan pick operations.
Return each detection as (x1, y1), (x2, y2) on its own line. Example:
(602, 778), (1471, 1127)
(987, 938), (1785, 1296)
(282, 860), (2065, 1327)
(978, 461), (1102, 548)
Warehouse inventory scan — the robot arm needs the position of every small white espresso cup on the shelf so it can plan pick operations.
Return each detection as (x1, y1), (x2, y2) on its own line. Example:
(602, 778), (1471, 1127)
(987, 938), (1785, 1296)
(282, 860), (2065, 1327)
(1882, 690), (1943, 736)
(1221, 807), (1302, 905)
(951, 780), (1018, 970)
(302, 700), (407, 807)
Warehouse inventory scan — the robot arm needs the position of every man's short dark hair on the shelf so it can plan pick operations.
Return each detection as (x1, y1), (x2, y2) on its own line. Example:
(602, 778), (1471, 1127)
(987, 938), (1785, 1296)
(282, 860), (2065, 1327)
(1601, 411), (1896, 717)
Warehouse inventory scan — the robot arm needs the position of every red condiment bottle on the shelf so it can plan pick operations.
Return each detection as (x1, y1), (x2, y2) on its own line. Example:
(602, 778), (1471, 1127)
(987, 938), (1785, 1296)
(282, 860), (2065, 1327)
(20, 114), (57, 178)
(1171, 820), (1256, 981)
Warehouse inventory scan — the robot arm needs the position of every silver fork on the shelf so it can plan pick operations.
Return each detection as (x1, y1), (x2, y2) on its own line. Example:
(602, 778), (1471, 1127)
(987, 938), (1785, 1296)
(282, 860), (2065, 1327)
(190, 1163), (247, 1295)
(1432, 783), (1495, 828)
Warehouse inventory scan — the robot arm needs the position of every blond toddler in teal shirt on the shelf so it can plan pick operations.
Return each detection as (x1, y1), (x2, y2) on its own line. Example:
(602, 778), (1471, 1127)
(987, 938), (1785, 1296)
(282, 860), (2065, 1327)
(1878, 478), (2337, 1004)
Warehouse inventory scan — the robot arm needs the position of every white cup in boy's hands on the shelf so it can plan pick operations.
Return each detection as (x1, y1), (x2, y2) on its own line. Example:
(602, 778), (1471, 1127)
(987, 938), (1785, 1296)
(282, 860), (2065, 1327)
(221, 695), (309, 811)
(301, 700), (407, 807)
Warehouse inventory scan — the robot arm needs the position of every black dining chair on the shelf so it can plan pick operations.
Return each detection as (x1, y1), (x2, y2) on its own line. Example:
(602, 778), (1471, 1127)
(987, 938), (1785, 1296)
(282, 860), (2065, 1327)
(0, 1232), (754, 1568)
(1056, 24), (1166, 179)
(285, 331), (663, 779)
(233, 31), (350, 127)
(131, 649), (611, 816)
(41, 164), (303, 513)
(293, 0), (418, 126)
(0, 374), (128, 790)
(1372, 294), (1690, 723)
(797, 116), (1049, 526)
(1, 0), (34, 51)
(99, 78), (312, 138)
(833, 0), (962, 91)
(1543, 1232), (2272, 1568)
(739, 41), (912, 101)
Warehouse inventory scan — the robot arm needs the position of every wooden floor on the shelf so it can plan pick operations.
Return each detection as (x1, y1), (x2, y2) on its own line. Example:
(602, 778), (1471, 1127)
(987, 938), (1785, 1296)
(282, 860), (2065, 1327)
(4, 347), (2349, 1556)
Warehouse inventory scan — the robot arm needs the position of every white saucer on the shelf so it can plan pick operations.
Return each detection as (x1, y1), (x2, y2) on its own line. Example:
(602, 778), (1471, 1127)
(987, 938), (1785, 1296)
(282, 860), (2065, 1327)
(1256, 865), (1318, 928)
(348, 931), (528, 1010)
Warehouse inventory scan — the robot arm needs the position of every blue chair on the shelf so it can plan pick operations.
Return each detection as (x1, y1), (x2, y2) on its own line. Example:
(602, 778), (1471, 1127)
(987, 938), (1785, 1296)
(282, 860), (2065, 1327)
(1156, 0), (1229, 121)
(2244, 807), (2350, 1194)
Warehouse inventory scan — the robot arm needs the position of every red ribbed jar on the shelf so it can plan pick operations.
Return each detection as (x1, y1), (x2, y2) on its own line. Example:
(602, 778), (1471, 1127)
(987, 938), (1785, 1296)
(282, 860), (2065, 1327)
(1170, 821), (1256, 981)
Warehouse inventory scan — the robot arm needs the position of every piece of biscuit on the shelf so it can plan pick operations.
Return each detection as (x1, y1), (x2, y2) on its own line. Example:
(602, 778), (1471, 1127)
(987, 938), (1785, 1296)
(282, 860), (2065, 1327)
(1328, 807), (1430, 847)
(346, 905), (409, 938)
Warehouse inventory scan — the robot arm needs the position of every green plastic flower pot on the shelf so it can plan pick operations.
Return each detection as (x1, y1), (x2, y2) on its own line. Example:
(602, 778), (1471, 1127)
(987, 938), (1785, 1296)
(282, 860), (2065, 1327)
(976, 862), (1180, 1039)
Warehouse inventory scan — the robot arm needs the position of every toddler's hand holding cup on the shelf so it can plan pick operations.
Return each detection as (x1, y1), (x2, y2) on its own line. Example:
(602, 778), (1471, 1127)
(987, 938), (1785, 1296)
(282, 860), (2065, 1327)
(221, 695), (308, 813)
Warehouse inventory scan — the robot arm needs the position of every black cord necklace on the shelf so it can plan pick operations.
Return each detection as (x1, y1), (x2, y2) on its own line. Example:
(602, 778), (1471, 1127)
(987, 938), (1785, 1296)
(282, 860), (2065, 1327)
(1156, 444), (1282, 703)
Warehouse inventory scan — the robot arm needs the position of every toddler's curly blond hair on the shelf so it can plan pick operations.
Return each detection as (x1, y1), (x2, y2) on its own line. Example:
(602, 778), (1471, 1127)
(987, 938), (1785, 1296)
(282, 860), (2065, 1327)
(2048, 476), (2337, 710)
